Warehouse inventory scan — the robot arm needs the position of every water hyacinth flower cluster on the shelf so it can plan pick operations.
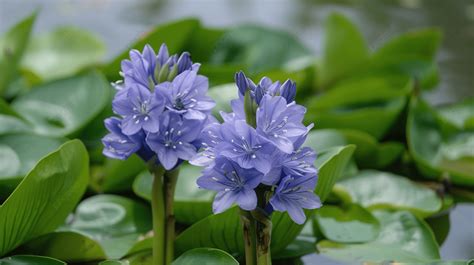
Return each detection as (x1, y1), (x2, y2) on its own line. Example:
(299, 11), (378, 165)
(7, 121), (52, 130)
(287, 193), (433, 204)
(102, 44), (215, 169)
(193, 71), (321, 224)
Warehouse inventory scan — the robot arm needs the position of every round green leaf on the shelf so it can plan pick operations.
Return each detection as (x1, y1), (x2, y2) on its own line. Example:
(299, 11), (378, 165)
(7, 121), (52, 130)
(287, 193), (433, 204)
(0, 140), (89, 256)
(0, 255), (65, 265)
(407, 97), (474, 186)
(21, 27), (105, 81)
(333, 170), (442, 217)
(314, 204), (380, 243)
(11, 71), (111, 137)
(317, 210), (440, 263)
(173, 248), (238, 265)
(64, 194), (152, 259)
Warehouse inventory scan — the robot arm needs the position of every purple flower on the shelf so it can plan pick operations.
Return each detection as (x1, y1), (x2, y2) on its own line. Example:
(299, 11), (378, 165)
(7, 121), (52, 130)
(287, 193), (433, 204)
(112, 84), (164, 135)
(118, 44), (196, 90)
(146, 112), (204, 170)
(156, 70), (215, 120)
(269, 175), (321, 224)
(197, 157), (263, 213)
(102, 117), (141, 160)
(190, 122), (223, 167)
(256, 95), (308, 153)
(234, 71), (296, 105)
(217, 120), (274, 174)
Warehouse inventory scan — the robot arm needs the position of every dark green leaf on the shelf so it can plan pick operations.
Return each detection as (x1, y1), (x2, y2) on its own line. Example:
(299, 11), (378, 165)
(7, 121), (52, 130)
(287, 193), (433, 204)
(318, 13), (368, 87)
(22, 231), (106, 262)
(173, 248), (238, 265)
(317, 210), (440, 262)
(210, 25), (310, 74)
(11, 71), (111, 137)
(0, 140), (89, 256)
(21, 27), (105, 81)
(314, 204), (380, 243)
(0, 13), (36, 95)
(0, 255), (65, 265)
(333, 170), (442, 217)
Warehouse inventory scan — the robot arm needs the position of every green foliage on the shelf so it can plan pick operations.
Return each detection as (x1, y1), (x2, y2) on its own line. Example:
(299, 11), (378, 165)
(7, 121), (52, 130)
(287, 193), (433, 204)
(0, 10), (469, 264)
(317, 210), (440, 262)
(0, 140), (88, 256)
(0, 13), (36, 95)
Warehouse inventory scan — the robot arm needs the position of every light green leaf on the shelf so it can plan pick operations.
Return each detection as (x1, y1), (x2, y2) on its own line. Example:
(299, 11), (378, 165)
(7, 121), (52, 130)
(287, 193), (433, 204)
(0, 13), (36, 95)
(0, 255), (66, 265)
(174, 145), (355, 256)
(173, 248), (238, 265)
(407, 97), (474, 186)
(318, 13), (368, 86)
(210, 25), (310, 74)
(333, 170), (442, 217)
(105, 19), (200, 80)
(207, 83), (238, 119)
(0, 140), (89, 256)
(317, 210), (440, 262)
(12, 71), (111, 137)
(438, 98), (474, 130)
(0, 134), (63, 198)
(67, 195), (151, 259)
(314, 204), (380, 243)
(22, 27), (105, 81)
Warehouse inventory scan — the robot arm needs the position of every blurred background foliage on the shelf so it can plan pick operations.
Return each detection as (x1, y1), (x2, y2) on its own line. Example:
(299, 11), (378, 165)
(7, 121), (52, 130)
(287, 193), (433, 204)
(0, 0), (473, 264)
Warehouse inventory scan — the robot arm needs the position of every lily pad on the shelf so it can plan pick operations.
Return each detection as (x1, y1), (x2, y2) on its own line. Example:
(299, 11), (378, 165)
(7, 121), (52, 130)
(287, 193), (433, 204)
(407, 97), (474, 186)
(314, 204), (380, 243)
(317, 210), (440, 263)
(173, 248), (238, 265)
(11, 71), (111, 137)
(0, 255), (66, 265)
(333, 170), (442, 217)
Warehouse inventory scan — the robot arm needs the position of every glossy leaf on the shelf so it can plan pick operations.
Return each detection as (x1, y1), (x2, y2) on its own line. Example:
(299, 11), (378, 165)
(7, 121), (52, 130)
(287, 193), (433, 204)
(174, 145), (355, 256)
(105, 19), (200, 80)
(317, 210), (440, 262)
(22, 231), (106, 262)
(0, 255), (66, 265)
(22, 27), (105, 81)
(173, 248), (238, 265)
(318, 13), (368, 86)
(65, 195), (151, 259)
(0, 134), (63, 197)
(314, 204), (380, 243)
(306, 75), (411, 139)
(210, 25), (310, 74)
(407, 97), (474, 186)
(0, 13), (36, 95)
(333, 170), (442, 217)
(11, 71), (111, 137)
(0, 140), (89, 256)
(438, 98), (474, 130)
(207, 83), (238, 119)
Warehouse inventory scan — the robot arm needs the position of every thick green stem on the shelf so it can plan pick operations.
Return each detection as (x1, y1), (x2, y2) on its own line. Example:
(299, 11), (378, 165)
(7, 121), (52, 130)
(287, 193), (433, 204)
(252, 189), (272, 265)
(239, 209), (257, 265)
(164, 168), (179, 265)
(151, 166), (166, 265)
